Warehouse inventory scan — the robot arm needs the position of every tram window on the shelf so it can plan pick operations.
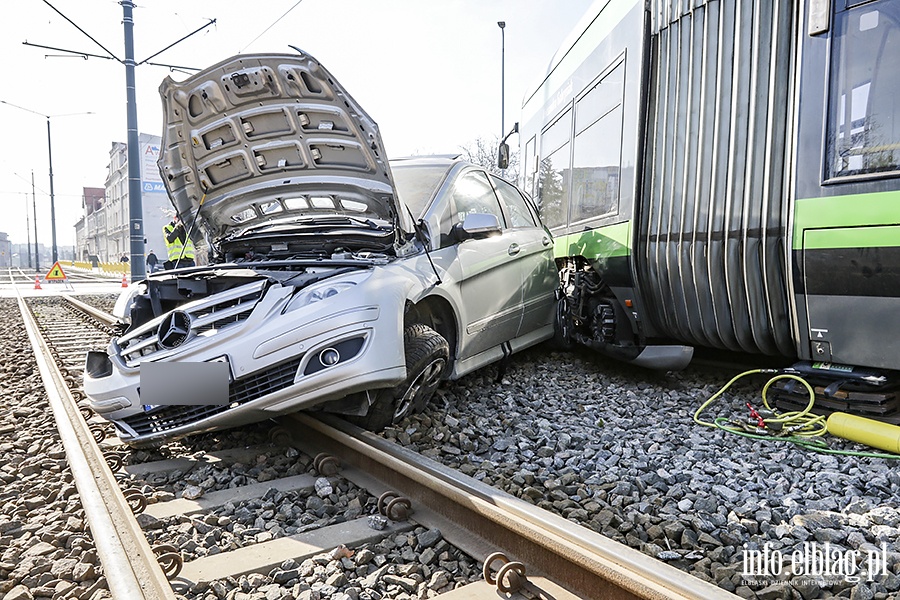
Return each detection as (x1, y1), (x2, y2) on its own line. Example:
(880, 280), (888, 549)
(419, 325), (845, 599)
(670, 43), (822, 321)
(542, 108), (572, 155)
(524, 136), (537, 198)
(571, 109), (622, 221)
(575, 63), (624, 131)
(538, 146), (571, 229)
(571, 63), (624, 222)
(538, 109), (572, 229)
(826, 1), (900, 179)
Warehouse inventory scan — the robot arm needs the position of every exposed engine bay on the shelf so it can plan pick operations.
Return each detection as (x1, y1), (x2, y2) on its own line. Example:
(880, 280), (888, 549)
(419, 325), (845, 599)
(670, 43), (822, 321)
(121, 259), (378, 332)
(215, 216), (397, 262)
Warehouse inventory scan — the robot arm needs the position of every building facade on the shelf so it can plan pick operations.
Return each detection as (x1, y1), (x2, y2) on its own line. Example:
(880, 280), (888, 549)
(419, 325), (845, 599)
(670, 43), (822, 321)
(75, 133), (174, 264)
(78, 187), (105, 262)
(0, 232), (10, 268)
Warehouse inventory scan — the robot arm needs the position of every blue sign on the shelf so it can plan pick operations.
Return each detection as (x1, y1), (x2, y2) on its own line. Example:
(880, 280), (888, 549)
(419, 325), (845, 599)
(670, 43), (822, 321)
(143, 182), (167, 194)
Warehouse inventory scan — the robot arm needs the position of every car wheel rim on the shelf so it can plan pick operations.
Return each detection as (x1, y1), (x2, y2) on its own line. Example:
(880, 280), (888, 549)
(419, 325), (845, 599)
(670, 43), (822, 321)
(394, 357), (446, 421)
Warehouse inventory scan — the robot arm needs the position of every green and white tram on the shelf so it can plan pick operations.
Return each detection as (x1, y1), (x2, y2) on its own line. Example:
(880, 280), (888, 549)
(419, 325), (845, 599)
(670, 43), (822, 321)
(518, 0), (900, 392)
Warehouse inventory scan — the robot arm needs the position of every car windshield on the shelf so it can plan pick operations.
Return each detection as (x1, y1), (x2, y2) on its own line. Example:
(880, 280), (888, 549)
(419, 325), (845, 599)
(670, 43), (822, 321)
(391, 165), (449, 218)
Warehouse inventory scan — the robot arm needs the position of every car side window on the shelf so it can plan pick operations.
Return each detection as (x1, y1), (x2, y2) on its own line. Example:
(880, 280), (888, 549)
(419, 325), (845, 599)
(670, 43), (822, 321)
(491, 175), (538, 228)
(450, 171), (507, 228)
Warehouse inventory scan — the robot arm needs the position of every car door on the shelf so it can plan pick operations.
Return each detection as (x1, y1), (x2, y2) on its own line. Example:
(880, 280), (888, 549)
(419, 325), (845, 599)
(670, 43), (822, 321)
(489, 175), (558, 341)
(451, 169), (524, 358)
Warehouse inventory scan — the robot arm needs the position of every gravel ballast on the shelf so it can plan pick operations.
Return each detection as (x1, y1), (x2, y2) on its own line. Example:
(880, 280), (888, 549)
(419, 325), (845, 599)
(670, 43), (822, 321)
(11, 295), (482, 600)
(0, 299), (110, 600)
(384, 347), (900, 599)
(12, 292), (900, 599)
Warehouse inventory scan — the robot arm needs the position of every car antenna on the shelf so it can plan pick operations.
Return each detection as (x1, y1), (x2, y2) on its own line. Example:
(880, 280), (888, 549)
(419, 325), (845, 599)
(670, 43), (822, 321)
(405, 205), (442, 285)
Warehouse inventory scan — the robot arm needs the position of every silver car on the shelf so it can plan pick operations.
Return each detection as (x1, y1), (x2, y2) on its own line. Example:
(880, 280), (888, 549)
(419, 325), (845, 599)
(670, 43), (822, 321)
(83, 51), (558, 446)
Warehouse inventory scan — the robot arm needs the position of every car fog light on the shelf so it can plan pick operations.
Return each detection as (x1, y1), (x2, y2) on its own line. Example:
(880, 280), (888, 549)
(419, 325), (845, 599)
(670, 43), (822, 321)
(320, 348), (340, 367)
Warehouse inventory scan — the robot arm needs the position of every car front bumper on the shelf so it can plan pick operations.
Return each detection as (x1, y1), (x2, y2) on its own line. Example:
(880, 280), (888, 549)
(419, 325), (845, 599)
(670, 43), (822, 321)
(84, 302), (405, 445)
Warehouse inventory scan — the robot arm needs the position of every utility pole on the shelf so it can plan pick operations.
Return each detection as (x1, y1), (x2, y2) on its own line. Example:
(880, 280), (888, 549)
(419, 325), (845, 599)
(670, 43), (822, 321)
(46, 117), (58, 264)
(498, 21), (506, 141)
(122, 0), (145, 281)
(25, 193), (32, 269)
(0, 101), (91, 265)
(32, 171), (40, 272)
(23, 5), (214, 281)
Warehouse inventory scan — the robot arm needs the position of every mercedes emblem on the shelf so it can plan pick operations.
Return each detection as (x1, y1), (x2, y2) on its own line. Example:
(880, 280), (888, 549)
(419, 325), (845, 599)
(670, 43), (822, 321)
(157, 311), (192, 349)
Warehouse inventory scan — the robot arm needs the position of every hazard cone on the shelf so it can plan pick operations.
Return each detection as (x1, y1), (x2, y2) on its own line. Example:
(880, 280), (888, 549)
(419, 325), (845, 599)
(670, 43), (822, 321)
(34, 276), (42, 290)
(121, 274), (129, 288)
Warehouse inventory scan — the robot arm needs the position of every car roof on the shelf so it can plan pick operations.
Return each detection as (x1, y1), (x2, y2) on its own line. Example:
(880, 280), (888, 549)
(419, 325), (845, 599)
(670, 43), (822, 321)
(389, 155), (464, 168)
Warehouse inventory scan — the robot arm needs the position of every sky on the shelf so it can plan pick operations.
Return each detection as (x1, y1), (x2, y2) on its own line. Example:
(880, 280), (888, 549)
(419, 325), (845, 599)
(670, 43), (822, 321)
(0, 0), (596, 248)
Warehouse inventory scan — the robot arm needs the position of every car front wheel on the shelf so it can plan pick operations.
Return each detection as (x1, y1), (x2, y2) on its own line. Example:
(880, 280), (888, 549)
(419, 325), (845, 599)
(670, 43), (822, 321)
(352, 323), (449, 432)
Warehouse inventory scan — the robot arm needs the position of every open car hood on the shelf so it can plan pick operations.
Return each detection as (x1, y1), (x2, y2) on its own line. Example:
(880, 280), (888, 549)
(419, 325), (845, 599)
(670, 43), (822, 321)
(158, 50), (409, 242)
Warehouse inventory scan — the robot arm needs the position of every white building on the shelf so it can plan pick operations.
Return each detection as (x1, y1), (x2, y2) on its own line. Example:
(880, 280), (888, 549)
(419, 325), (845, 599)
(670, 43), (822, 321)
(76, 133), (175, 264)
(77, 187), (104, 262)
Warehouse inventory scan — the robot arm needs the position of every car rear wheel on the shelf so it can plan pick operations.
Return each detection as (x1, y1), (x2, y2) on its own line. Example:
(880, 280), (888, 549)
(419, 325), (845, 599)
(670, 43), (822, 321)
(352, 324), (449, 432)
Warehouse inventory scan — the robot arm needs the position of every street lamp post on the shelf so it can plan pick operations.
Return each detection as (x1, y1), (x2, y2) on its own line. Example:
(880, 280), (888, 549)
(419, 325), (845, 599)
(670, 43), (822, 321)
(32, 171), (39, 272)
(46, 117), (58, 264)
(123, 0), (147, 281)
(24, 192), (32, 269)
(0, 100), (92, 266)
(23, 7), (214, 281)
(498, 21), (506, 142)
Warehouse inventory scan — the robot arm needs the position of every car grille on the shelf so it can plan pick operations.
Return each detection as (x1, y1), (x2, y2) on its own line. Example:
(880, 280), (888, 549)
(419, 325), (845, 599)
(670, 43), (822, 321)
(118, 280), (266, 366)
(231, 357), (304, 405)
(121, 357), (303, 437)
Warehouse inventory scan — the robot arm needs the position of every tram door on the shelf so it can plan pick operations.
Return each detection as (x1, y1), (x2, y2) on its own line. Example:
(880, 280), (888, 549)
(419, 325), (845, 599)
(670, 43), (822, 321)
(799, 0), (900, 370)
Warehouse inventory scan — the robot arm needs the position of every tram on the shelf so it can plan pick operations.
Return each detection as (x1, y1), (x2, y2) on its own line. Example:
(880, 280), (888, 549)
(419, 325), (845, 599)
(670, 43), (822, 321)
(517, 0), (900, 397)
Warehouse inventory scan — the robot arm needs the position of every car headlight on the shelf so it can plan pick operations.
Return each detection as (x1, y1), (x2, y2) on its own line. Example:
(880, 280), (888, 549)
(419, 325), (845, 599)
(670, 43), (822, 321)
(283, 275), (367, 313)
(112, 283), (145, 321)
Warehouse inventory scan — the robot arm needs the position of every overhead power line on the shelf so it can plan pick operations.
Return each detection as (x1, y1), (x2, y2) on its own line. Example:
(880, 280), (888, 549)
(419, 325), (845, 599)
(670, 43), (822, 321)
(42, 0), (122, 62)
(239, 0), (305, 53)
(24, 0), (217, 278)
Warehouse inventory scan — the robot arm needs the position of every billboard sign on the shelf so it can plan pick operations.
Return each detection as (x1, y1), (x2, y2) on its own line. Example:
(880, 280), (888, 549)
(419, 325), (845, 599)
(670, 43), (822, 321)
(140, 137), (164, 194)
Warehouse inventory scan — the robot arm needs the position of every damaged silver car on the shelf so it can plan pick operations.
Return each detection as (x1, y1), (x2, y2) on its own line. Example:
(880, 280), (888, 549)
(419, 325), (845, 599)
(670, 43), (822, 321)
(83, 50), (558, 446)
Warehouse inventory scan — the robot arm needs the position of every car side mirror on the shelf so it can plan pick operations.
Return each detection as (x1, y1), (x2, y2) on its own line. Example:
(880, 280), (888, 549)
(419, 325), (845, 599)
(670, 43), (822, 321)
(498, 142), (510, 170)
(455, 212), (502, 241)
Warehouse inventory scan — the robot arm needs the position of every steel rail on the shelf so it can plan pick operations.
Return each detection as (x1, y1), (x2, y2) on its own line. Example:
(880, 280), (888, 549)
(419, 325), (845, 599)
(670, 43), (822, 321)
(17, 294), (177, 600)
(64, 293), (118, 325)
(49, 290), (737, 598)
(287, 413), (738, 600)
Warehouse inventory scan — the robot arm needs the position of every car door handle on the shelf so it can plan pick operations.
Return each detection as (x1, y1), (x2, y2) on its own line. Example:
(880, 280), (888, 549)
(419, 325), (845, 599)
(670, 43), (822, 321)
(542, 236), (551, 247)
(508, 243), (520, 256)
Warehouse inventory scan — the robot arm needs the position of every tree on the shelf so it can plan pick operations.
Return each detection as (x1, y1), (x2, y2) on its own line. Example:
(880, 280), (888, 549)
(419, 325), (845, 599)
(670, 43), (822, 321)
(536, 156), (565, 228)
(459, 136), (520, 182)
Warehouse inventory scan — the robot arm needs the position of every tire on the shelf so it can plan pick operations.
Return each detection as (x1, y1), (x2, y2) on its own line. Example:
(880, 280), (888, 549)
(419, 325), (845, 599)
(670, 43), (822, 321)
(351, 324), (449, 432)
(550, 295), (575, 350)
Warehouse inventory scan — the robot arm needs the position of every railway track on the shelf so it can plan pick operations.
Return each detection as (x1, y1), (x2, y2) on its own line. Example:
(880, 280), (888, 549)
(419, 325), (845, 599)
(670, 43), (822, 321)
(0, 262), (122, 297)
(0, 265), (124, 288)
(1, 267), (45, 286)
(17, 292), (735, 599)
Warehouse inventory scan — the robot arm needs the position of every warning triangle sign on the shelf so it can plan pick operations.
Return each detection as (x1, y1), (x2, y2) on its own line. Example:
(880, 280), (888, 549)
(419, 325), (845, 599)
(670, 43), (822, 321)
(45, 261), (67, 281)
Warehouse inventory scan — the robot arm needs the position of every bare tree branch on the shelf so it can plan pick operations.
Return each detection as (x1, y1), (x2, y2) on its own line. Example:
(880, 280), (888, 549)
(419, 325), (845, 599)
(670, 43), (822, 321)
(459, 136), (519, 182)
